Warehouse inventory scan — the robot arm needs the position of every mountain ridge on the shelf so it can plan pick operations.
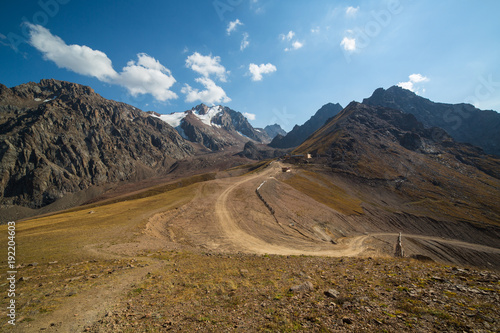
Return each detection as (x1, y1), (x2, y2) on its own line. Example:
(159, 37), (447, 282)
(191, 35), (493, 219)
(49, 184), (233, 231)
(0, 79), (194, 209)
(295, 101), (500, 225)
(269, 103), (343, 148)
(363, 85), (500, 156)
(152, 104), (271, 151)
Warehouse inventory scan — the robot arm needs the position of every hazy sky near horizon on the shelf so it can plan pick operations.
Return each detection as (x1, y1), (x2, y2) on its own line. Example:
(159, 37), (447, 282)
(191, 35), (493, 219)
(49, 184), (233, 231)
(1, 0), (499, 130)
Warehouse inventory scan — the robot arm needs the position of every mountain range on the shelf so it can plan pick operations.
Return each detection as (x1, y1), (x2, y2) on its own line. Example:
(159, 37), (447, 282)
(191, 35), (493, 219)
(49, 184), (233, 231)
(0, 79), (194, 209)
(295, 101), (500, 225)
(363, 85), (500, 156)
(1, 79), (499, 224)
(150, 104), (272, 151)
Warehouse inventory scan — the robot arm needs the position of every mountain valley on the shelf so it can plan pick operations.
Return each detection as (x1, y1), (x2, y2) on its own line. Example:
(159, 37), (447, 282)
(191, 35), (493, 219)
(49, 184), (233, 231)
(1, 79), (499, 332)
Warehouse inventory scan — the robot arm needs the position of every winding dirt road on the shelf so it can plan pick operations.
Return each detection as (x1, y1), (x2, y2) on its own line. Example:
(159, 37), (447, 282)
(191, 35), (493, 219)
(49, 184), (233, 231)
(214, 163), (371, 257)
(213, 162), (500, 259)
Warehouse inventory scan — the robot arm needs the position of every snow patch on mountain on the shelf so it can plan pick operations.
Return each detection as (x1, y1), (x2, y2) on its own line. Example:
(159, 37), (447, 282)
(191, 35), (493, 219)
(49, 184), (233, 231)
(156, 112), (186, 128)
(152, 105), (223, 128)
(194, 105), (222, 126)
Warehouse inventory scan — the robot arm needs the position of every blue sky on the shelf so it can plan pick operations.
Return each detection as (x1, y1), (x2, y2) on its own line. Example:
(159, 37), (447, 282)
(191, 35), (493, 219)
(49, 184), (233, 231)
(1, 0), (499, 131)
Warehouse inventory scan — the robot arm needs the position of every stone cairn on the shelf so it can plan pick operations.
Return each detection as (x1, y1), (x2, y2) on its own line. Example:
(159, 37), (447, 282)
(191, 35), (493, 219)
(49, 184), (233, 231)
(394, 232), (404, 257)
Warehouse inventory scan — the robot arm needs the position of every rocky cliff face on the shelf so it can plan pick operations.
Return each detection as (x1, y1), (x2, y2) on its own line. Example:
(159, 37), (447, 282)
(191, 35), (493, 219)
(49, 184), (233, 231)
(363, 86), (500, 156)
(0, 79), (194, 208)
(270, 103), (343, 148)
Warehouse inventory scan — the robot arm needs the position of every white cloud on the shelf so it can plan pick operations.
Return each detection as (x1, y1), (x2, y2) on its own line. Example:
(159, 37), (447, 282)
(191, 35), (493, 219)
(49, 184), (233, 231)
(27, 23), (117, 81)
(397, 74), (429, 93)
(117, 53), (178, 101)
(249, 63), (277, 81)
(340, 37), (356, 51)
(27, 23), (178, 101)
(243, 112), (256, 120)
(240, 32), (250, 51)
(311, 27), (320, 34)
(181, 77), (231, 105)
(346, 6), (359, 17)
(185, 52), (228, 82)
(183, 52), (231, 104)
(0, 33), (6, 39)
(280, 31), (295, 41)
(280, 31), (304, 52)
(227, 19), (243, 35)
(285, 41), (304, 52)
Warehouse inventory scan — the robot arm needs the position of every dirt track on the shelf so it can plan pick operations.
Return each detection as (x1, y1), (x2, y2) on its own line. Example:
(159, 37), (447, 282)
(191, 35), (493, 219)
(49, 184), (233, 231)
(145, 161), (500, 266)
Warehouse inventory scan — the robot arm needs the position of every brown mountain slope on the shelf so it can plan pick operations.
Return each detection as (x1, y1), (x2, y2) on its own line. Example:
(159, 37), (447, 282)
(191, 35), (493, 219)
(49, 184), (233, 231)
(295, 102), (500, 227)
(0, 79), (194, 213)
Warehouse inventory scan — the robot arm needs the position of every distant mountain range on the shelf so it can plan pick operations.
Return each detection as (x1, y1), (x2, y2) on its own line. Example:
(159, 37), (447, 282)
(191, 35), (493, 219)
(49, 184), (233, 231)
(2, 78), (499, 221)
(0, 80), (269, 212)
(363, 86), (500, 156)
(149, 104), (270, 151)
(269, 103), (343, 149)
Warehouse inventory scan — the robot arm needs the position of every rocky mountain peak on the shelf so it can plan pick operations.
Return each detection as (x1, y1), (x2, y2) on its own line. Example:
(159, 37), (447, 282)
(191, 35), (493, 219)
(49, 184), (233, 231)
(269, 102), (343, 148)
(363, 86), (500, 156)
(192, 103), (213, 115)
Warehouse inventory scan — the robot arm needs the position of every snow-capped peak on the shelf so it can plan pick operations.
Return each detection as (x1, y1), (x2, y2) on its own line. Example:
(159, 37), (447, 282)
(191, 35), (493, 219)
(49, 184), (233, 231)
(150, 105), (223, 128)
(193, 105), (222, 126)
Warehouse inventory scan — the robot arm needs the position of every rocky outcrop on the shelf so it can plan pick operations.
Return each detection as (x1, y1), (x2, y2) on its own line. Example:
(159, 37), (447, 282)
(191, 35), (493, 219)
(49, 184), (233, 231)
(0, 79), (194, 209)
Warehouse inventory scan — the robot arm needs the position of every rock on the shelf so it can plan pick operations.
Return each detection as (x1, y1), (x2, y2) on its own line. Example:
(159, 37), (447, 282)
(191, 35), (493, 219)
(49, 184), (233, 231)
(324, 288), (340, 298)
(341, 317), (353, 325)
(394, 232), (404, 257)
(290, 281), (314, 293)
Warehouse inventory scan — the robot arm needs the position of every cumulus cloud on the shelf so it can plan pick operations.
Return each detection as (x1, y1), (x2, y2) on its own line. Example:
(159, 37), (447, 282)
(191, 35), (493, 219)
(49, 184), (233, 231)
(249, 63), (277, 81)
(340, 37), (356, 51)
(26, 24), (178, 101)
(185, 52), (228, 82)
(346, 6), (359, 17)
(183, 52), (231, 104)
(181, 77), (231, 105)
(118, 53), (178, 101)
(227, 19), (243, 35)
(27, 23), (118, 81)
(243, 112), (256, 120)
(397, 74), (429, 93)
(240, 32), (250, 51)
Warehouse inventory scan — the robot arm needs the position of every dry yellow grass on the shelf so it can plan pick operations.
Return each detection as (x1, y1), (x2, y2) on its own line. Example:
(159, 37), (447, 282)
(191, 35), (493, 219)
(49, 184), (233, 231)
(1, 184), (197, 265)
